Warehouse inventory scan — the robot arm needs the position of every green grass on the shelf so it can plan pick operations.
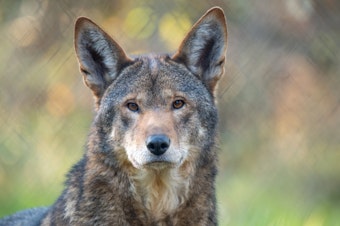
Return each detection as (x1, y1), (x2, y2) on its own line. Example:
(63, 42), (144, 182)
(217, 172), (340, 226)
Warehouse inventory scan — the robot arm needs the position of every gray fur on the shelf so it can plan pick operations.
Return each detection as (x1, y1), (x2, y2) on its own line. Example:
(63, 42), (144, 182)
(0, 208), (49, 226)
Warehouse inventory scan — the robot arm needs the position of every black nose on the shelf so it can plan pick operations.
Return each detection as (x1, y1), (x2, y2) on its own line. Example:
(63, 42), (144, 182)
(146, 134), (170, 156)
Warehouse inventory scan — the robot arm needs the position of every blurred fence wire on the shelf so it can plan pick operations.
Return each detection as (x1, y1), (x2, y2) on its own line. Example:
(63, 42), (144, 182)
(0, 0), (339, 225)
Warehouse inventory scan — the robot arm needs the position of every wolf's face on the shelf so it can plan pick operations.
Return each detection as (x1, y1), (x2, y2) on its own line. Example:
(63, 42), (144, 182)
(74, 8), (227, 170)
(99, 57), (219, 169)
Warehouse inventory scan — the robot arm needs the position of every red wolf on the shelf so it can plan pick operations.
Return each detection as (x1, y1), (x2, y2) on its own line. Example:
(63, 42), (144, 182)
(0, 7), (227, 226)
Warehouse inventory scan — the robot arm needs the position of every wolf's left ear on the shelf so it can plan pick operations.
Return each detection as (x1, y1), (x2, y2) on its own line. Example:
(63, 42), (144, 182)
(74, 17), (132, 102)
(172, 7), (227, 94)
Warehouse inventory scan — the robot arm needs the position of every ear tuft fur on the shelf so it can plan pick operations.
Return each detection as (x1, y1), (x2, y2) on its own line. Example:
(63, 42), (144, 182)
(172, 7), (228, 94)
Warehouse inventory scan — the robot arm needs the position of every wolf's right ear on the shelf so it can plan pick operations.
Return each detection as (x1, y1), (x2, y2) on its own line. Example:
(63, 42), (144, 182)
(172, 7), (227, 95)
(74, 17), (132, 102)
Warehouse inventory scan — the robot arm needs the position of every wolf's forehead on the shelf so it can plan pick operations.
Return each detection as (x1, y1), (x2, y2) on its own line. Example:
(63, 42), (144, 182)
(128, 56), (171, 86)
(136, 56), (203, 94)
(142, 55), (171, 81)
(148, 56), (160, 77)
(109, 55), (203, 99)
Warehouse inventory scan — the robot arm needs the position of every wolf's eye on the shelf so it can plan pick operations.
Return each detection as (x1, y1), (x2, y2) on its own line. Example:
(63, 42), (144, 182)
(127, 102), (139, 112)
(172, 100), (185, 109)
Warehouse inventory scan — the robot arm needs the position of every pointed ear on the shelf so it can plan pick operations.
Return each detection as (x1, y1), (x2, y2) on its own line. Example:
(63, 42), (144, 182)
(74, 17), (132, 103)
(172, 7), (227, 94)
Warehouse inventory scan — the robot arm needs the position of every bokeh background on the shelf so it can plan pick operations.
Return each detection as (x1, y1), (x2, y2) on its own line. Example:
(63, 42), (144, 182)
(0, 0), (339, 225)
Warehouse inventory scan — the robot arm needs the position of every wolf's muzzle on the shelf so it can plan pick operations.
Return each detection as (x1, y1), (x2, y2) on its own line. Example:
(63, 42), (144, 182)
(146, 134), (170, 156)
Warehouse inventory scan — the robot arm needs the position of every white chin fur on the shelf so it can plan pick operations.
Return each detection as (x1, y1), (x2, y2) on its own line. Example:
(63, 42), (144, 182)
(128, 147), (187, 170)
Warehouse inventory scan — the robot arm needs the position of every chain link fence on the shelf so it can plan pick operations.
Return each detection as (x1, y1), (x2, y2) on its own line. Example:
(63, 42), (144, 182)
(0, 0), (339, 225)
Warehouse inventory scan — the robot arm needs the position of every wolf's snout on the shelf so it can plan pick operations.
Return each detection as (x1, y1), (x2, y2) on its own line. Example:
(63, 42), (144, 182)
(146, 134), (170, 156)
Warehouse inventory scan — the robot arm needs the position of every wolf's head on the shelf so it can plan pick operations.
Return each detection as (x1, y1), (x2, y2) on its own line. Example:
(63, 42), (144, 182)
(74, 7), (227, 171)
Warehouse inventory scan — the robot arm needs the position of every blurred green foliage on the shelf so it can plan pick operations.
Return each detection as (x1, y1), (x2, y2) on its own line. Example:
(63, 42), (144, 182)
(0, 0), (339, 225)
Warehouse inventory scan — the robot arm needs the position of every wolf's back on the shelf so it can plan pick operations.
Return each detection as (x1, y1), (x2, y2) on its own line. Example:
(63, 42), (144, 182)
(0, 207), (49, 226)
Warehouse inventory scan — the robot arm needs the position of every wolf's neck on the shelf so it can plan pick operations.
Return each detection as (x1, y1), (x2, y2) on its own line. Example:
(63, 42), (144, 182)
(131, 168), (190, 220)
